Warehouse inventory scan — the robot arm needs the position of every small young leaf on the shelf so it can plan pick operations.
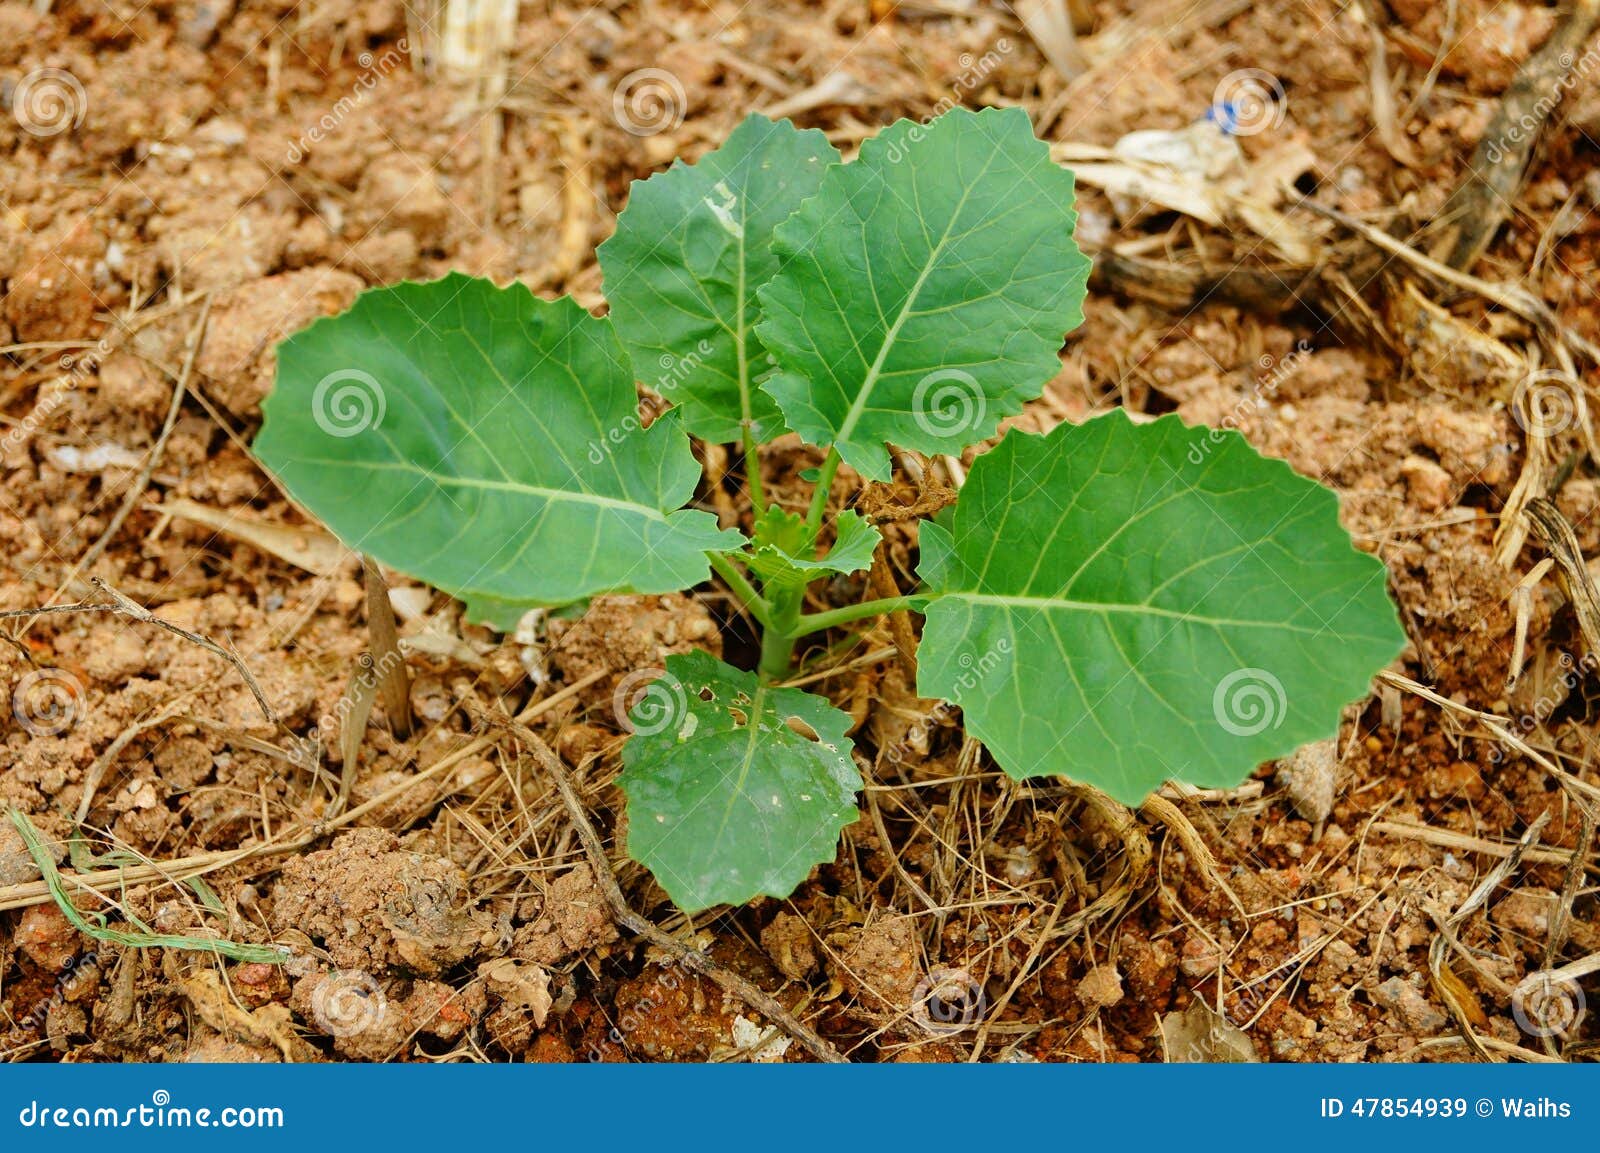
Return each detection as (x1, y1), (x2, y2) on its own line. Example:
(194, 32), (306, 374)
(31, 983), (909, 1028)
(256, 274), (742, 626)
(917, 412), (1405, 806)
(744, 506), (880, 591)
(755, 106), (1091, 480)
(618, 651), (862, 911)
(598, 114), (840, 444)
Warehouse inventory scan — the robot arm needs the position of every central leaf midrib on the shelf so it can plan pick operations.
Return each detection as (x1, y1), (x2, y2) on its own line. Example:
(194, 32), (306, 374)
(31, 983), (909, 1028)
(832, 171), (985, 449)
(292, 457), (671, 522)
(734, 196), (753, 428)
(716, 682), (771, 847)
(947, 591), (1321, 634)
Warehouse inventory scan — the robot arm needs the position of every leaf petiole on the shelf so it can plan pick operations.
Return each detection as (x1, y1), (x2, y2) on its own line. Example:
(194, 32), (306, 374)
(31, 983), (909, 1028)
(708, 552), (773, 628)
(787, 595), (923, 638)
(742, 425), (767, 516)
(802, 447), (842, 541)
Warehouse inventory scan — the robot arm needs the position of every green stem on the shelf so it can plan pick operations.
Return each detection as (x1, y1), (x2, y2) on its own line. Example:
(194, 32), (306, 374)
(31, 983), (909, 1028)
(788, 595), (920, 638)
(742, 426), (767, 517)
(803, 447), (842, 540)
(758, 585), (803, 681)
(708, 553), (772, 629)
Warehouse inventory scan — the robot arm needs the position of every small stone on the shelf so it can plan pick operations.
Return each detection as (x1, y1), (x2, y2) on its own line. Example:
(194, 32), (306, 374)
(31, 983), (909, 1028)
(760, 911), (819, 981)
(97, 352), (169, 415)
(1491, 888), (1557, 947)
(17, 903), (81, 971)
(343, 229), (420, 284)
(1077, 963), (1124, 1008)
(195, 268), (363, 416)
(1400, 454), (1453, 511)
(0, 821), (43, 887)
(1374, 976), (1447, 1033)
(1276, 738), (1340, 824)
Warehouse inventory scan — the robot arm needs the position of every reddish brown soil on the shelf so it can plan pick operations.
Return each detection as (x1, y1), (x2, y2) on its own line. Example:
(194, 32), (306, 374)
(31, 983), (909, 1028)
(3, 0), (1597, 1063)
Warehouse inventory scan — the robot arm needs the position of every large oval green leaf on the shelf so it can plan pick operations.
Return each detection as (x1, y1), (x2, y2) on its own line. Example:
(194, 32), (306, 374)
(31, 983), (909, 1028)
(618, 651), (862, 912)
(754, 106), (1091, 481)
(917, 412), (1405, 806)
(598, 114), (839, 444)
(255, 274), (741, 628)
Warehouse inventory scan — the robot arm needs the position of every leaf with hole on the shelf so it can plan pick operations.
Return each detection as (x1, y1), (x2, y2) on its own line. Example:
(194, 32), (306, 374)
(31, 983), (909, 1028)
(916, 412), (1406, 806)
(618, 651), (862, 911)
(255, 274), (743, 629)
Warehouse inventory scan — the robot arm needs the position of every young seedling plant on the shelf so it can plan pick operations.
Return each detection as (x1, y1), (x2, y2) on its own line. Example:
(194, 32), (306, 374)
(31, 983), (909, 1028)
(256, 108), (1404, 912)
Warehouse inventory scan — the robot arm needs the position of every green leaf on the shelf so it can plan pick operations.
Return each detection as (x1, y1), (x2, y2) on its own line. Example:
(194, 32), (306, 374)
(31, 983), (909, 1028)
(598, 114), (839, 444)
(917, 412), (1405, 806)
(618, 651), (862, 911)
(755, 106), (1091, 481)
(256, 274), (742, 626)
(744, 506), (880, 592)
